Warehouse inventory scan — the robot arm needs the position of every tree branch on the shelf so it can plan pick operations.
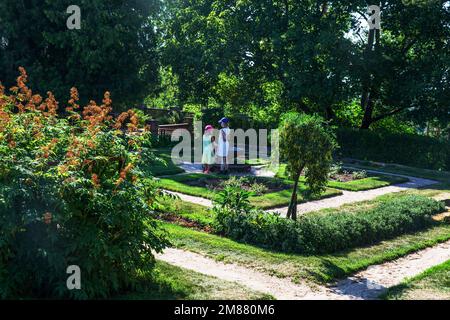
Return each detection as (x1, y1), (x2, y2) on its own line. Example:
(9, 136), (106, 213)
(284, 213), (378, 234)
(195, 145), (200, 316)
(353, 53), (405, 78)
(372, 106), (410, 123)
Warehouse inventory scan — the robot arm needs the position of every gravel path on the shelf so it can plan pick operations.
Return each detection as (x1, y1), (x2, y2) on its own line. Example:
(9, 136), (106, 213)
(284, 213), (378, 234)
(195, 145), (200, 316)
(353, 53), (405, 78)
(155, 248), (339, 300)
(165, 190), (214, 207)
(156, 239), (450, 300)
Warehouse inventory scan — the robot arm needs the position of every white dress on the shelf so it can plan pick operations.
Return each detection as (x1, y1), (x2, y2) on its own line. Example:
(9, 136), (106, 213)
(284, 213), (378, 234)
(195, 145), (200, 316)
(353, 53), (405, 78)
(217, 127), (230, 157)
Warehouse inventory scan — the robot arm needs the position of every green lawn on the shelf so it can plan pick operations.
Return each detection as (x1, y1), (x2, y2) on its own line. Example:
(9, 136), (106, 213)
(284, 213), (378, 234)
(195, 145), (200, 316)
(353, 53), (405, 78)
(274, 164), (409, 191)
(382, 260), (450, 300)
(157, 196), (214, 227)
(162, 222), (450, 285)
(341, 159), (450, 184)
(116, 261), (273, 300)
(158, 173), (342, 209)
(143, 148), (185, 177)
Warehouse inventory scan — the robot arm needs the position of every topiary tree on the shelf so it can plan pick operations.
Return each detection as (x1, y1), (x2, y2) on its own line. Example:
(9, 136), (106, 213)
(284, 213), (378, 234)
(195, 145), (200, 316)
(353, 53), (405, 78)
(279, 112), (337, 220)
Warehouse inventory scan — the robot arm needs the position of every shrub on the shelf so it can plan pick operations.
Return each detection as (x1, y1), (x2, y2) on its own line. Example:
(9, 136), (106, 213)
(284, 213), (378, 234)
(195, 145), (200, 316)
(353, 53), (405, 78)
(351, 170), (368, 180)
(213, 188), (445, 254)
(0, 68), (168, 299)
(337, 128), (450, 171)
(219, 176), (268, 196)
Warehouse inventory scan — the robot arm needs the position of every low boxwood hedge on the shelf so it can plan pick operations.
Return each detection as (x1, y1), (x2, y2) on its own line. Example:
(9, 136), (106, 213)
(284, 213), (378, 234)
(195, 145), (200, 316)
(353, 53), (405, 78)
(214, 194), (445, 254)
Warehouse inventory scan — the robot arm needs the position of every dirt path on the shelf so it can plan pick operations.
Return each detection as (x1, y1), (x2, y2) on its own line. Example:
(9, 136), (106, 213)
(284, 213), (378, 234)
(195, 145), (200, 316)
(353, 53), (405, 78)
(156, 240), (450, 300)
(155, 248), (339, 300)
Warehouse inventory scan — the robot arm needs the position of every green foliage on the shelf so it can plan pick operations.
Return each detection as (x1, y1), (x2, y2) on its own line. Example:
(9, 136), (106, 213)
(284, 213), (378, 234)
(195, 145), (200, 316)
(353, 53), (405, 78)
(220, 176), (268, 196)
(280, 112), (336, 194)
(337, 128), (450, 171)
(213, 191), (445, 255)
(145, 66), (180, 109)
(0, 71), (168, 299)
(161, 0), (450, 128)
(0, 0), (160, 110)
(279, 112), (336, 219)
(212, 185), (253, 235)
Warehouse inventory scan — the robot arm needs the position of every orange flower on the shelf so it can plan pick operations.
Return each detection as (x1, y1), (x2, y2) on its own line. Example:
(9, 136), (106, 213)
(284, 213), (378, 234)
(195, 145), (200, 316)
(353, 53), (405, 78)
(91, 174), (100, 188)
(127, 110), (139, 132)
(66, 87), (80, 112)
(115, 177), (124, 187)
(45, 91), (59, 116)
(114, 112), (129, 129)
(8, 140), (16, 148)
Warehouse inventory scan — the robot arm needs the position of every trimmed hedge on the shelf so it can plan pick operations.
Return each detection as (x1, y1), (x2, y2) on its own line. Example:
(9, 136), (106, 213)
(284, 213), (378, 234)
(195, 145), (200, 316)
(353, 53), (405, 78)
(214, 195), (445, 254)
(337, 128), (450, 171)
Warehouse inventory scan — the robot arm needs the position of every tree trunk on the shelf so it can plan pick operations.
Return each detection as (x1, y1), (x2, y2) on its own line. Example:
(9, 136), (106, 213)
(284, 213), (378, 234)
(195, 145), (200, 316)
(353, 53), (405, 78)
(360, 91), (374, 129)
(359, 28), (380, 130)
(287, 169), (302, 220)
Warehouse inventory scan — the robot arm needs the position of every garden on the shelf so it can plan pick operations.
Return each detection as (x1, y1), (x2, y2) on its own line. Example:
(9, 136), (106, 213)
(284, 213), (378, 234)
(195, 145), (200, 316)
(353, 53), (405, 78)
(1, 0), (449, 303)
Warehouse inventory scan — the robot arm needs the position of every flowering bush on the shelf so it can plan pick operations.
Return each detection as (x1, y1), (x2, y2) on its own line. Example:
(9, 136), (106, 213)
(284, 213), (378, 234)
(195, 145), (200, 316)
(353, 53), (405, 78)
(0, 68), (168, 299)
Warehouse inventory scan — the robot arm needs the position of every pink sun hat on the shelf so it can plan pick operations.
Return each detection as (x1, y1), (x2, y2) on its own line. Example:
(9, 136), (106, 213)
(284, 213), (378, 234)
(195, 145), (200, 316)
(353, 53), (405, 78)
(204, 125), (214, 131)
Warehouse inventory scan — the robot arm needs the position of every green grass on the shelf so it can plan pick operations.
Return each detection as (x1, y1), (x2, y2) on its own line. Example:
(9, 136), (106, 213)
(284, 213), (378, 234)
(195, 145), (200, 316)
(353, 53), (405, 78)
(116, 261), (273, 300)
(274, 164), (409, 191)
(342, 159), (450, 184)
(245, 158), (271, 166)
(157, 196), (214, 227)
(158, 173), (342, 209)
(325, 175), (408, 191)
(143, 148), (185, 177)
(382, 260), (450, 300)
(162, 221), (450, 285)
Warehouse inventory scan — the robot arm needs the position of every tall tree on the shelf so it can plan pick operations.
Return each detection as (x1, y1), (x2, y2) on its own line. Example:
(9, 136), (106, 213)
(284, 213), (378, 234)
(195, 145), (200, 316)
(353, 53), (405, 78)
(348, 0), (450, 129)
(161, 0), (450, 129)
(0, 0), (160, 110)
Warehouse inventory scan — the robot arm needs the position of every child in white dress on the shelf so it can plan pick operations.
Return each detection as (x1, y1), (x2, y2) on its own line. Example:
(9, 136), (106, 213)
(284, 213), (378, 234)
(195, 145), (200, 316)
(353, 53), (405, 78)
(217, 117), (230, 174)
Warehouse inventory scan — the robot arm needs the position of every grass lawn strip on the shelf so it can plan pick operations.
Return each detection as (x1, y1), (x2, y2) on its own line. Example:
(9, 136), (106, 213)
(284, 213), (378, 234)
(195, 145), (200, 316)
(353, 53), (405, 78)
(274, 164), (410, 191)
(158, 186), (450, 233)
(341, 160), (450, 184)
(143, 148), (186, 177)
(381, 259), (450, 300)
